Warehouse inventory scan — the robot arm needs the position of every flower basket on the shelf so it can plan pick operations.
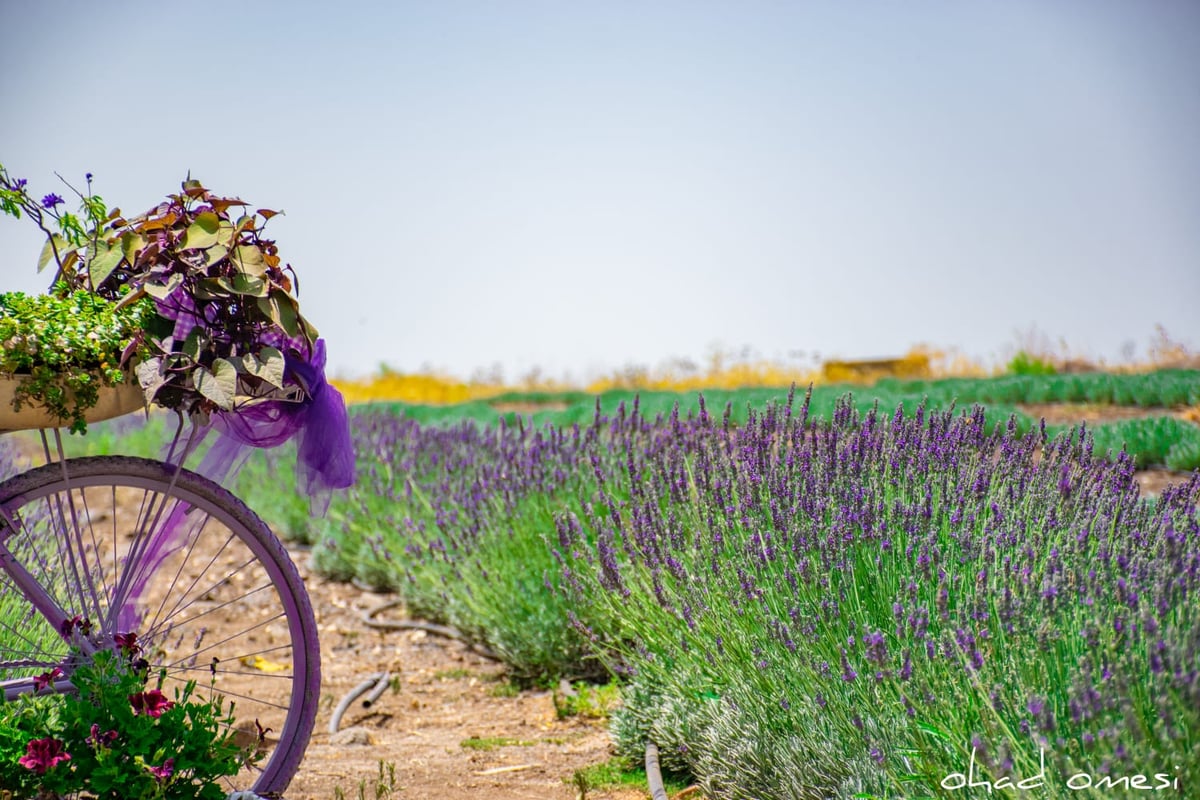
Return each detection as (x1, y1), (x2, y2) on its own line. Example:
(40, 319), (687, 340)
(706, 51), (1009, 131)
(0, 373), (144, 433)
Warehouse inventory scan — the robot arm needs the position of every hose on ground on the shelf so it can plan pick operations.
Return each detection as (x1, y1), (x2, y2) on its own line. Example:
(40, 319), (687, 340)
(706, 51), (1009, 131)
(329, 671), (390, 734)
(362, 599), (500, 661)
(645, 741), (670, 800)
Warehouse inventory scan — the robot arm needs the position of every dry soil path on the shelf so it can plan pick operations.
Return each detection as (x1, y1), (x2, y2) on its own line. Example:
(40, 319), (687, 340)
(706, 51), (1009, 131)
(282, 558), (642, 800)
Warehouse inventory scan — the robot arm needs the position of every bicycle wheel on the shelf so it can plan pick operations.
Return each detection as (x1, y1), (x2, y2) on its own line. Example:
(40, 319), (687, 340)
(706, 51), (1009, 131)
(0, 456), (319, 795)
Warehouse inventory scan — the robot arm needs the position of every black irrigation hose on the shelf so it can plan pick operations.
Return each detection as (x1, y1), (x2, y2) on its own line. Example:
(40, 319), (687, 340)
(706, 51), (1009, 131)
(329, 671), (391, 734)
(362, 598), (501, 661)
(645, 742), (670, 800)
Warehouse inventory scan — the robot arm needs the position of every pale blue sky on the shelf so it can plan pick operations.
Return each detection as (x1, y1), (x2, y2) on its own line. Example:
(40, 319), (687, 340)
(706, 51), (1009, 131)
(2, 1), (1197, 380)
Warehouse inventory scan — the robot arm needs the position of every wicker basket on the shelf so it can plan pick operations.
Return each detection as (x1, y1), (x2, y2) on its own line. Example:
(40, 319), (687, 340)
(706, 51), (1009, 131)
(0, 373), (145, 433)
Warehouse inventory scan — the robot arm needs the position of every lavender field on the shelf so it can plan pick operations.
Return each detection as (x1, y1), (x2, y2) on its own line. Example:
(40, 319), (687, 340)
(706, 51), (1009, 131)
(220, 385), (1198, 799)
(45, 378), (1200, 799)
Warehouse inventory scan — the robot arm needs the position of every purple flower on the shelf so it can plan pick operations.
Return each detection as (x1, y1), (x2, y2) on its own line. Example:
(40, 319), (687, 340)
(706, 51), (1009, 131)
(40, 192), (64, 209)
(87, 723), (119, 748)
(863, 630), (888, 666)
(18, 738), (71, 774)
(840, 649), (857, 682)
(147, 757), (175, 782)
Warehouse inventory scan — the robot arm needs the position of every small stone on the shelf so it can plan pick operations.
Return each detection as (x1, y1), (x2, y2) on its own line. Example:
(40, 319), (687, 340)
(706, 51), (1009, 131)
(330, 726), (375, 746)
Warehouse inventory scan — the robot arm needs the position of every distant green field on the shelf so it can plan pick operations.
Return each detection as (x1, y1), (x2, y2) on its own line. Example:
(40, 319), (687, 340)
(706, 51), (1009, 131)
(345, 369), (1200, 469)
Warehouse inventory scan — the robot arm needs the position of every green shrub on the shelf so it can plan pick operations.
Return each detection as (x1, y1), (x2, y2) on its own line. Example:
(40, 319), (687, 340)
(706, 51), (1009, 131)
(1007, 351), (1057, 376)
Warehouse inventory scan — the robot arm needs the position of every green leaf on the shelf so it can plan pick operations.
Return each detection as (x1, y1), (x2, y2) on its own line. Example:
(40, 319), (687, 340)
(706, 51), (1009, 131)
(216, 220), (237, 248)
(119, 231), (147, 265)
(182, 327), (204, 360)
(195, 358), (237, 410)
(192, 277), (221, 300)
(232, 244), (267, 276)
(261, 290), (300, 337)
(228, 277), (266, 298)
(87, 241), (125, 288)
(183, 211), (221, 249)
(203, 244), (229, 267)
(244, 346), (286, 388)
(142, 274), (184, 300)
(37, 235), (70, 273)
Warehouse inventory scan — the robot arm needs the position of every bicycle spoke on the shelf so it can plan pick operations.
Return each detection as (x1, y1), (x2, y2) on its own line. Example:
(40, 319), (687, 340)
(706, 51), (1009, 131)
(156, 677), (292, 713)
(162, 612), (290, 667)
(146, 579), (279, 644)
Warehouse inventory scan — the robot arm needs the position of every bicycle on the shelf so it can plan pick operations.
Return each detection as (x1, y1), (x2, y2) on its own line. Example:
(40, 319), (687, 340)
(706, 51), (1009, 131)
(0, 381), (321, 797)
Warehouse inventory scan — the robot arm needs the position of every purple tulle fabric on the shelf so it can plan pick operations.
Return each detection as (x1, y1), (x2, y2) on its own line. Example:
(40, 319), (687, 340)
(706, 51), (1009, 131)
(196, 338), (356, 505)
(117, 305), (355, 632)
(152, 285), (355, 499)
(118, 339), (353, 629)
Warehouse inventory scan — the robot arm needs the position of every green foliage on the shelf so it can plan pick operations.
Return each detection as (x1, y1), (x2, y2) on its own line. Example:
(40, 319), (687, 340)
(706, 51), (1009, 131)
(1074, 415), (1200, 469)
(355, 369), (1200, 432)
(1006, 350), (1057, 375)
(0, 286), (153, 433)
(331, 760), (398, 800)
(488, 679), (522, 698)
(458, 736), (536, 751)
(0, 165), (317, 424)
(0, 648), (257, 799)
(569, 755), (691, 797)
(554, 681), (622, 720)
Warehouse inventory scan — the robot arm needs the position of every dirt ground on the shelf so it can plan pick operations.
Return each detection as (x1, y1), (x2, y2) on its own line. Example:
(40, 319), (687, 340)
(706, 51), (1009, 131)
(281, 566), (644, 800)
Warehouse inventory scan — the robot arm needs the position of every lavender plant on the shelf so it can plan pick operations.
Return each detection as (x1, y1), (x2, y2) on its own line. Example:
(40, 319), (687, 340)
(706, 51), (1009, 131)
(559, 393), (1200, 798)
(307, 409), (618, 679)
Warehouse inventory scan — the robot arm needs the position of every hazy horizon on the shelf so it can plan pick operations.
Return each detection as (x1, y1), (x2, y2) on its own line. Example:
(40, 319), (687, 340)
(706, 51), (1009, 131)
(2, 1), (1197, 381)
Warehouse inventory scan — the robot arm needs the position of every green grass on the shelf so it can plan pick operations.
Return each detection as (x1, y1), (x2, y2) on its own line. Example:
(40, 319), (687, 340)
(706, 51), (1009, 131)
(555, 681), (622, 720)
(570, 756), (692, 798)
(488, 680), (522, 698)
(459, 736), (537, 751)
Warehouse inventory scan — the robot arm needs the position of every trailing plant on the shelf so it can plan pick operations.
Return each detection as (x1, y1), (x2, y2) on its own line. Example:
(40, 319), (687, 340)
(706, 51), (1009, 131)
(0, 286), (154, 433)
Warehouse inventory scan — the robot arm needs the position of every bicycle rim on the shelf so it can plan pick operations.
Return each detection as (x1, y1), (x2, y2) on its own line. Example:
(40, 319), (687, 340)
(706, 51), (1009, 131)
(0, 456), (319, 794)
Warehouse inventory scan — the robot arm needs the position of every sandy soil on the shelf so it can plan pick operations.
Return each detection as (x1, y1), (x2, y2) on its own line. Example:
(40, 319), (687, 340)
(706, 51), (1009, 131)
(281, 564), (643, 800)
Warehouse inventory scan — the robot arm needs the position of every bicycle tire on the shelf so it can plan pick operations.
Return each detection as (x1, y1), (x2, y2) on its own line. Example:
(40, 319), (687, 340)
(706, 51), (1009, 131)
(0, 456), (319, 795)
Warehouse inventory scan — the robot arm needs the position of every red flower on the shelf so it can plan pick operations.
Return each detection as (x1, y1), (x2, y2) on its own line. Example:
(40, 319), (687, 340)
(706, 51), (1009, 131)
(18, 738), (71, 774)
(114, 632), (141, 656)
(146, 757), (175, 782)
(33, 667), (64, 692)
(129, 689), (175, 718)
(59, 615), (92, 637)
